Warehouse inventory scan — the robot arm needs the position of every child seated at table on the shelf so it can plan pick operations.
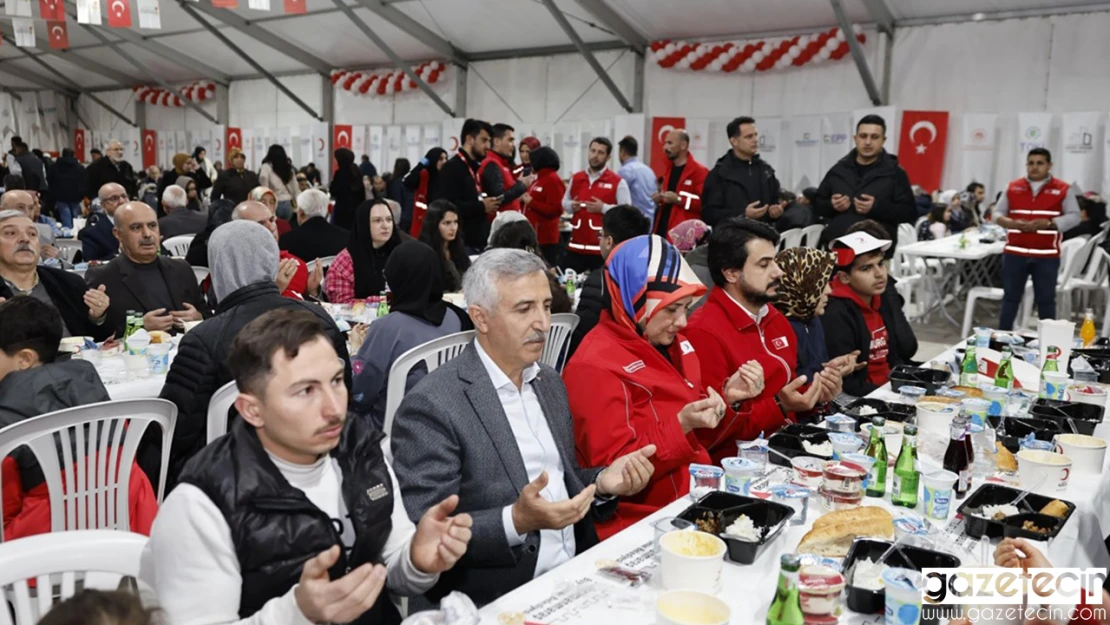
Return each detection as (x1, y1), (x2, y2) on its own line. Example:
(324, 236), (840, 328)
(823, 226), (918, 396)
(918, 199), (953, 241)
(0, 296), (157, 541)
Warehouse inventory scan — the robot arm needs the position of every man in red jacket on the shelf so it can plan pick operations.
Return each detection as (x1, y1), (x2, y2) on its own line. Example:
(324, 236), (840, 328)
(561, 137), (631, 274)
(479, 123), (533, 221)
(686, 219), (842, 462)
(653, 129), (708, 240)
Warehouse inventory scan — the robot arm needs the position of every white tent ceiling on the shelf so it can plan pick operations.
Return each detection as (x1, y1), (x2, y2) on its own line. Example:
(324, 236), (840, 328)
(0, 0), (1105, 91)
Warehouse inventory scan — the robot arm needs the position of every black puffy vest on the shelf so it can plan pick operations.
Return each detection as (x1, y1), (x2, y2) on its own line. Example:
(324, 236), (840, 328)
(179, 416), (401, 625)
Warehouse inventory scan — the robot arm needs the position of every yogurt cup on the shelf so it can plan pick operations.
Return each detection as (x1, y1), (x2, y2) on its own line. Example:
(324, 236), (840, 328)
(921, 470), (957, 521)
(974, 327), (992, 349)
(893, 514), (930, 547)
(721, 457), (759, 496)
(898, 385), (927, 405)
(962, 398), (992, 429)
(1054, 433), (1108, 474)
(828, 432), (864, 459)
(824, 414), (857, 433)
(798, 565), (846, 617)
(822, 461), (866, 494)
(818, 486), (863, 511)
(980, 385), (1009, 417)
(937, 387), (967, 401)
(791, 456), (825, 489)
(916, 401), (959, 435)
(1042, 372), (1070, 401)
(689, 464), (723, 500)
(882, 568), (924, 625)
(1067, 384), (1108, 409)
(1019, 438), (1054, 452)
(839, 453), (878, 490)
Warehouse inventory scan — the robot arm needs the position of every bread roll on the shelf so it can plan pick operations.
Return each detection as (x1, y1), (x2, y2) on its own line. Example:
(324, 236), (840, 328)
(1040, 500), (1069, 519)
(811, 506), (892, 530)
(798, 507), (894, 557)
(995, 443), (1017, 472)
(952, 386), (984, 398)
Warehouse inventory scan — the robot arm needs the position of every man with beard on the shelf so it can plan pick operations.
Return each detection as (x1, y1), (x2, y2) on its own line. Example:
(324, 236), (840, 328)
(685, 218), (843, 462)
(560, 137), (631, 273)
(479, 123), (533, 219)
(652, 129), (708, 240)
(85, 140), (137, 201)
(433, 119), (501, 252)
(86, 202), (206, 336)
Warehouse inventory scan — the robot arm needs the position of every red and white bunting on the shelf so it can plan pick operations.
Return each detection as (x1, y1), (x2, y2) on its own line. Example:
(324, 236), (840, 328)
(329, 61), (445, 99)
(133, 81), (216, 107)
(649, 26), (866, 73)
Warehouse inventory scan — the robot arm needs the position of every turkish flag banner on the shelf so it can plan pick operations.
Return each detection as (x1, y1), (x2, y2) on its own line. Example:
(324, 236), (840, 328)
(897, 110), (949, 192)
(225, 127), (242, 166)
(39, 0), (65, 20)
(142, 129), (157, 169)
(47, 20), (68, 49)
(334, 124), (352, 171)
(650, 116), (685, 178)
(106, 0), (131, 27)
(74, 128), (86, 162)
(211, 0), (237, 8)
(282, 0), (304, 13)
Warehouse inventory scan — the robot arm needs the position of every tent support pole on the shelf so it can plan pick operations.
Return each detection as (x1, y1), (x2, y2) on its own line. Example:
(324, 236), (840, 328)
(539, 0), (632, 113)
(830, 0), (883, 106)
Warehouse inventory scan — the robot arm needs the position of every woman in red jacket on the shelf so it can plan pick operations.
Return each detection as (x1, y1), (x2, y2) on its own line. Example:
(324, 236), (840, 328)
(563, 235), (764, 539)
(521, 146), (565, 268)
(404, 147), (448, 237)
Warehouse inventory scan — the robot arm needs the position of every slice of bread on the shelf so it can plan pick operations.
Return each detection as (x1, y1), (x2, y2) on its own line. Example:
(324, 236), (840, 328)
(799, 507), (894, 558)
(995, 442), (1017, 472)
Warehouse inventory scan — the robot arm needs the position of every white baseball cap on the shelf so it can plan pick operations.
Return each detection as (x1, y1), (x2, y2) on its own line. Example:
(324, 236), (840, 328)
(831, 231), (892, 266)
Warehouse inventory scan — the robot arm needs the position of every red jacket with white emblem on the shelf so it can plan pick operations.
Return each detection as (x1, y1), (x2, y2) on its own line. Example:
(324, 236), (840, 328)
(525, 167), (565, 246)
(567, 169), (621, 256)
(1003, 176), (1069, 258)
(685, 288), (796, 463)
(655, 156), (709, 238)
(563, 312), (712, 539)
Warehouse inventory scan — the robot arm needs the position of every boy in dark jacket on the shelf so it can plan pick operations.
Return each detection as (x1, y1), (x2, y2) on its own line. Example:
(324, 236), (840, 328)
(823, 227), (917, 396)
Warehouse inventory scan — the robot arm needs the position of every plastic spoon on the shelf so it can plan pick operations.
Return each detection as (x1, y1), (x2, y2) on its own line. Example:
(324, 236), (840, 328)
(1009, 471), (1050, 511)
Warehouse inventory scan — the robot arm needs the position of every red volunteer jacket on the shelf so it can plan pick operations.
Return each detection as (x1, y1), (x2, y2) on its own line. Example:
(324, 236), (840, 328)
(828, 281), (891, 388)
(567, 169), (621, 256)
(563, 313), (712, 539)
(1003, 176), (1068, 258)
(479, 151), (523, 220)
(525, 168), (565, 246)
(655, 156), (709, 237)
(410, 169), (432, 237)
(685, 289), (795, 463)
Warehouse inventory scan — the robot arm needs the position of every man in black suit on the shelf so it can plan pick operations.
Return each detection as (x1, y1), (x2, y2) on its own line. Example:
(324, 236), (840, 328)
(157, 185), (207, 240)
(0, 211), (113, 340)
(79, 183), (128, 262)
(430, 119), (501, 252)
(84, 140), (137, 201)
(86, 202), (206, 336)
(279, 188), (348, 262)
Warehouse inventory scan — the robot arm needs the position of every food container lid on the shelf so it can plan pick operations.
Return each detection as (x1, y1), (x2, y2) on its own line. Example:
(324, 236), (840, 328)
(721, 457), (759, 473)
(770, 483), (810, 499)
(824, 461), (867, 478)
(798, 555), (844, 572)
(893, 515), (929, 536)
(825, 414), (856, 424)
(828, 432), (864, 445)
(690, 463), (724, 478)
(899, 385), (927, 397)
(881, 567), (924, 592)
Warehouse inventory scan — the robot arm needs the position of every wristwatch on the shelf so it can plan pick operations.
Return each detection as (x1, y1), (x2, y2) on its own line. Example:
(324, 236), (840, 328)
(773, 395), (787, 418)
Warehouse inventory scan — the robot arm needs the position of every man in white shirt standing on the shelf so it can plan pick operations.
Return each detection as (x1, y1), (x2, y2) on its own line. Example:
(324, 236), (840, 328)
(391, 248), (656, 605)
(141, 308), (473, 625)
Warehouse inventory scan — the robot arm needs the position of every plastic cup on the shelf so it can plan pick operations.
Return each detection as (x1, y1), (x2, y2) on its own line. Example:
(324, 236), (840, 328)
(721, 457), (759, 495)
(962, 398), (991, 429)
(146, 343), (171, 375)
(736, 440), (768, 474)
(653, 517), (695, 562)
(980, 386), (1008, 417)
(921, 470), (957, 520)
(898, 385), (927, 405)
(840, 452), (878, 490)
(1042, 372), (1069, 401)
(124, 353), (149, 378)
(659, 531), (726, 593)
(824, 413), (857, 433)
(883, 568), (924, 625)
(829, 432), (864, 459)
(974, 327), (992, 349)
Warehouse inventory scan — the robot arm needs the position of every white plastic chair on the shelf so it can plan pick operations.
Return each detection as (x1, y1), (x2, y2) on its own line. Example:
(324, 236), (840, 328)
(382, 331), (475, 443)
(962, 286), (1026, 338)
(1070, 246), (1110, 313)
(800, 224), (824, 248)
(1018, 237), (1086, 329)
(192, 265), (210, 285)
(0, 398), (177, 539)
(306, 255), (337, 273)
(206, 381), (239, 443)
(0, 529), (148, 625)
(541, 313), (580, 372)
(162, 234), (195, 257)
(779, 228), (803, 250)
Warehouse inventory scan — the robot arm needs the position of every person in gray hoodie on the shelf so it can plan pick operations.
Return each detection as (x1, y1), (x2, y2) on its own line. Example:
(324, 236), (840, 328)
(153, 220), (349, 490)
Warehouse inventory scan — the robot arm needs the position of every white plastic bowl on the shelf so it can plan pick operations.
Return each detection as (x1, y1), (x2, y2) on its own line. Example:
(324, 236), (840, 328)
(1054, 434), (1107, 474)
(656, 590), (731, 625)
(659, 530), (726, 593)
(1017, 448), (1073, 493)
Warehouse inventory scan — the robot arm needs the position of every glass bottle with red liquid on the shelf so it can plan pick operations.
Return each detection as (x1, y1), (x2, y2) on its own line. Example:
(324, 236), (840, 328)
(944, 415), (972, 499)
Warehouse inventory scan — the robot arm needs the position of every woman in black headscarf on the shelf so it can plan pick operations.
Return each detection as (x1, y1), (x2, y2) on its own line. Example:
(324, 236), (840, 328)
(350, 240), (472, 430)
(325, 199), (402, 303)
(330, 147), (366, 230)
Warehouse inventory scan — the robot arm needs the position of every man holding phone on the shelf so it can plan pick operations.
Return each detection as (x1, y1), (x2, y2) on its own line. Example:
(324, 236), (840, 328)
(560, 137), (631, 273)
(814, 115), (917, 253)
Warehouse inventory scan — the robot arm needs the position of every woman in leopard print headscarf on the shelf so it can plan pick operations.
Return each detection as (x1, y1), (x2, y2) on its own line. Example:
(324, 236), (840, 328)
(774, 247), (837, 380)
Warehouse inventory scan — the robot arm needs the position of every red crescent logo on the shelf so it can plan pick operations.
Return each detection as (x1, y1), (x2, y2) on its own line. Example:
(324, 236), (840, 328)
(448, 136), (459, 151)
(144, 135), (153, 147)
(215, 138), (221, 150)
(317, 138), (325, 152)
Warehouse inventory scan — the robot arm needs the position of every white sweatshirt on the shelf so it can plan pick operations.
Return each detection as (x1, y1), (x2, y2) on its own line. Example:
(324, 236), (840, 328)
(139, 443), (437, 625)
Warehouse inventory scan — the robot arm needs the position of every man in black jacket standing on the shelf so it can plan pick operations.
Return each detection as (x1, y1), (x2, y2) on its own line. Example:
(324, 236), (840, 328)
(702, 116), (784, 227)
(84, 140), (137, 201)
(431, 119), (500, 252)
(566, 205), (650, 360)
(47, 149), (86, 229)
(814, 115), (916, 250)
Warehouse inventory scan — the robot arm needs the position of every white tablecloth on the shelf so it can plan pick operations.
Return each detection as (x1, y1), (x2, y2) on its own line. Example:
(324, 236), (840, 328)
(93, 351), (174, 401)
(475, 343), (1110, 625)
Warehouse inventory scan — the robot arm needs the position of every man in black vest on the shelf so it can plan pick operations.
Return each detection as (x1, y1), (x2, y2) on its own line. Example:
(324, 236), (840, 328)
(140, 308), (474, 625)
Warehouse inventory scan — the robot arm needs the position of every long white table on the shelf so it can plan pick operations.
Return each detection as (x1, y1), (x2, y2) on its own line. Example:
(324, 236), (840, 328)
(475, 345), (1110, 625)
(898, 231), (1006, 328)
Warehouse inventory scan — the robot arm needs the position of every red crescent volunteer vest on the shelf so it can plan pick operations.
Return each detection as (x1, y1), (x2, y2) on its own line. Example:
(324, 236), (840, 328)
(1003, 177), (1068, 258)
(479, 152), (522, 221)
(409, 169), (430, 237)
(567, 169), (621, 255)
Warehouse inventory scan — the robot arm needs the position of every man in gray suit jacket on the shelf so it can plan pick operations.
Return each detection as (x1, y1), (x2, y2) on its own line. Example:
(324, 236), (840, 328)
(392, 249), (657, 606)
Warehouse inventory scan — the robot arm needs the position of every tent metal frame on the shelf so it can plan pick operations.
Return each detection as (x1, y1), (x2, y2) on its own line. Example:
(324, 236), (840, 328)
(539, 0), (633, 113)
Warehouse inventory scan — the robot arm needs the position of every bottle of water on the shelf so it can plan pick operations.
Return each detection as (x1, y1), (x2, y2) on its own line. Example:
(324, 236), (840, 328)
(376, 291), (389, 318)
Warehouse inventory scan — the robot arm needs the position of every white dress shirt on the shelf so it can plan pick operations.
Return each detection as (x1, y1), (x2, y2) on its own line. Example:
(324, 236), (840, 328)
(474, 339), (576, 578)
(561, 168), (632, 215)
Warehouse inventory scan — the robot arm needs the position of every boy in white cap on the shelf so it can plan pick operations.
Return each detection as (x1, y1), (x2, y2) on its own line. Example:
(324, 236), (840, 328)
(823, 228), (902, 396)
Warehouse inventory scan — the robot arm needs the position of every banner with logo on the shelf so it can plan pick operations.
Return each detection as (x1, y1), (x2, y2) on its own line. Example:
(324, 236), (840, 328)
(351, 125), (366, 161)
(1016, 112), (1052, 173)
(157, 132), (169, 169)
(404, 124), (422, 165)
(1061, 112), (1100, 192)
(441, 119), (460, 153)
(333, 124), (352, 160)
(174, 130), (186, 160)
(686, 118), (710, 169)
(758, 117), (783, 180)
(122, 127), (140, 168)
(897, 111), (949, 191)
(141, 129), (157, 169)
(821, 114), (851, 174)
(422, 123), (441, 155)
(853, 105), (898, 154)
(76, 0), (100, 24)
(106, 0), (131, 28)
(207, 125), (224, 168)
(295, 125), (311, 175)
(790, 116), (822, 190)
(960, 113), (996, 190)
(310, 122), (329, 184)
(384, 125), (403, 172)
(368, 125), (384, 173)
(650, 116), (685, 177)
(239, 128), (255, 170)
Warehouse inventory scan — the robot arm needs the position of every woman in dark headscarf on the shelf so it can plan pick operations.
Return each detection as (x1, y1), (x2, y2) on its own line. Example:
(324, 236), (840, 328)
(350, 240), (472, 430)
(325, 199), (402, 303)
(175, 176), (203, 212)
(774, 247), (840, 381)
(403, 147), (448, 236)
(330, 147), (366, 230)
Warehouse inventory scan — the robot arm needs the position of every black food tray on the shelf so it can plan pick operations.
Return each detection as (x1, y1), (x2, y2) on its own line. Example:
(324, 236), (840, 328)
(1029, 399), (1104, 436)
(956, 483), (1075, 539)
(676, 491), (794, 565)
(889, 365), (951, 394)
(843, 538), (961, 614)
(1002, 513), (1062, 541)
(987, 416), (1063, 453)
(844, 398), (915, 423)
(767, 424), (832, 467)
